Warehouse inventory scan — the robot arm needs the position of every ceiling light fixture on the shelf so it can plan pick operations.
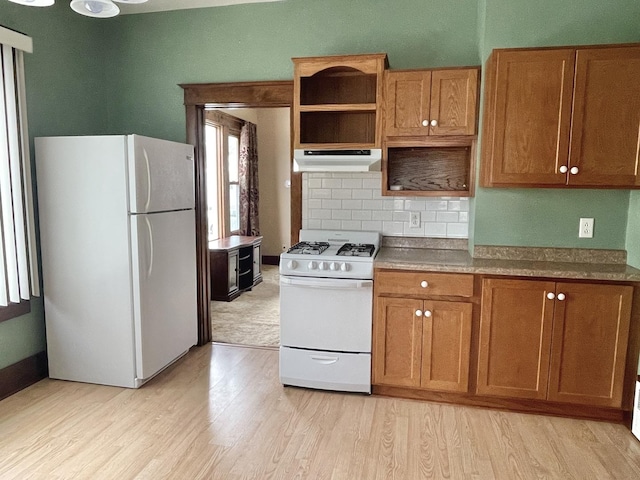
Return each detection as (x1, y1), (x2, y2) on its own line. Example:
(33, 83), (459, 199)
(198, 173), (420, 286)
(7, 0), (149, 18)
(8, 0), (55, 6)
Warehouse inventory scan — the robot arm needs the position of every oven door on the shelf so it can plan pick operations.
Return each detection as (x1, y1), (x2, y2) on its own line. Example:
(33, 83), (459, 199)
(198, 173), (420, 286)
(279, 275), (373, 353)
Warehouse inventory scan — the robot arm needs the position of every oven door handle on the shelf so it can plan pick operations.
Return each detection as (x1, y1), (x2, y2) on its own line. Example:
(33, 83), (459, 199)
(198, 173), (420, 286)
(280, 276), (373, 289)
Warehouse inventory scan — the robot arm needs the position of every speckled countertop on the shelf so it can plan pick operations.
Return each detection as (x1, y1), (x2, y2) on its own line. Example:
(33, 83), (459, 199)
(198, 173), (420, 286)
(375, 238), (640, 282)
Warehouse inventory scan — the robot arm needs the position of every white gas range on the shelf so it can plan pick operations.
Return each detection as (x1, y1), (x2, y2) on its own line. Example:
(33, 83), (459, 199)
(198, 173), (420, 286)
(279, 230), (380, 393)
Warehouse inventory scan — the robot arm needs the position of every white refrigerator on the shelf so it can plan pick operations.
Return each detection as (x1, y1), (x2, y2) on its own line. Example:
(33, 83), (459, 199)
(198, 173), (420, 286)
(35, 135), (198, 388)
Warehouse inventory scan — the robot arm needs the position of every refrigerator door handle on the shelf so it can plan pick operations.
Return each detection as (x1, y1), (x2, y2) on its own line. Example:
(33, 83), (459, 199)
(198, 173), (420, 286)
(143, 148), (152, 211)
(145, 216), (154, 277)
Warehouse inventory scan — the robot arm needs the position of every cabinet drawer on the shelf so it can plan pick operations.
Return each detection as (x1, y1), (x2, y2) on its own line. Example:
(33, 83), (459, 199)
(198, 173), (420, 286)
(376, 271), (474, 297)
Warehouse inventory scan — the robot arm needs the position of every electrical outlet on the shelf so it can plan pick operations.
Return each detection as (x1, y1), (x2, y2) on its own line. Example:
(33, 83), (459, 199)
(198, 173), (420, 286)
(579, 218), (594, 238)
(410, 212), (421, 228)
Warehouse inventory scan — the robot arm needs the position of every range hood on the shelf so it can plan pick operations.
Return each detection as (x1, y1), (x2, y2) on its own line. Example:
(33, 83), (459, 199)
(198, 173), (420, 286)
(293, 149), (382, 172)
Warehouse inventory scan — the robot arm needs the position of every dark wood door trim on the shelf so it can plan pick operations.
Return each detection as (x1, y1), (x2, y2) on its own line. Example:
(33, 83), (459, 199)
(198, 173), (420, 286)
(180, 80), (296, 345)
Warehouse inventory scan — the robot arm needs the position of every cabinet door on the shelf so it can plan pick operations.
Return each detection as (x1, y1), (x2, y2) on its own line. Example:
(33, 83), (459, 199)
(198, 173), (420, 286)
(227, 250), (239, 294)
(373, 297), (423, 387)
(482, 49), (575, 186)
(568, 46), (640, 187)
(253, 244), (261, 282)
(385, 70), (432, 137)
(420, 300), (472, 393)
(547, 283), (632, 407)
(429, 68), (478, 136)
(477, 278), (555, 399)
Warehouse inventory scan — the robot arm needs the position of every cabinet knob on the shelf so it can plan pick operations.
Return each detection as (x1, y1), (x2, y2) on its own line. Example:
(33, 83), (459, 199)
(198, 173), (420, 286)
(557, 293), (566, 301)
(424, 310), (432, 318)
(559, 165), (568, 174)
(415, 310), (423, 317)
(570, 166), (579, 175)
(430, 119), (438, 127)
(546, 292), (555, 300)
(422, 120), (429, 127)
(420, 280), (429, 288)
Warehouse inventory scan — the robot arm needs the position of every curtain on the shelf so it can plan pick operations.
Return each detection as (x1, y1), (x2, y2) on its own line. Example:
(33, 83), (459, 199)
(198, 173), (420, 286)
(238, 121), (260, 236)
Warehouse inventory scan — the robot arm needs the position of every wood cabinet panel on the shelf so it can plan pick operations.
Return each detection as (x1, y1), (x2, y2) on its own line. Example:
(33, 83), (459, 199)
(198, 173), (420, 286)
(481, 43), (640, 188)
(477, 278), (555, 400)
(568, 47), (640, 187)
(373, 297), (423, 387)
(547, 283), (633, 407)
(385, 71), (431, 137)
(421, 300), (473, 392)
(376, 271), (474, 297)
(429, 69), (478, 136)
(481, 49), (575, 186)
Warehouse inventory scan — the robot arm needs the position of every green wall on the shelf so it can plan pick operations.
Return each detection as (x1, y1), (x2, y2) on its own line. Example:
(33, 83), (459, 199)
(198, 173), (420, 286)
(0, 3), (108, 370)
(628, 192), (640, 268)
(0, 0), (639, 371)
(472, 0), (640, 249)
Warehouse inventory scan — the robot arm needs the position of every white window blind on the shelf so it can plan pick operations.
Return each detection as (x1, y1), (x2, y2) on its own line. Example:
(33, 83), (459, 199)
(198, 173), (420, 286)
(0, 26), (39, 307)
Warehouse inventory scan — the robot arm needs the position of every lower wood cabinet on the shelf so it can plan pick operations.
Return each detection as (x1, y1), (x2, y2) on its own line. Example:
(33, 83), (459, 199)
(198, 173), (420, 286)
(373, 270), (473, 393)
(209, 235), (262, 301)
(477, 278), (633, 408)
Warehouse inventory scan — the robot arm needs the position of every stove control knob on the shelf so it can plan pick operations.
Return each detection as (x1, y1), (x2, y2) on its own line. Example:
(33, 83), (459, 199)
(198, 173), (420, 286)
(287, 260), (298, 270)
(340, 263), (350, 272)
(318, 262), (326, 270)
(308, 261), (317, 270)
(329, 262), (338, 271)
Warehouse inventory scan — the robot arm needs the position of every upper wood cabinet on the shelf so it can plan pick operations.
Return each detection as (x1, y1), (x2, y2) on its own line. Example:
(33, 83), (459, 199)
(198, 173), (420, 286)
(481, 44), (640, 188)
(385, 68), (479, 137)
(292, 53), (387, 149)
(477, 278), (632, 408)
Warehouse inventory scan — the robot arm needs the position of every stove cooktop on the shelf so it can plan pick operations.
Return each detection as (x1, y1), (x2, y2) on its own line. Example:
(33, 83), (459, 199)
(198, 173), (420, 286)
(336, 243), (376, 257)
(286, 241), (330, 255)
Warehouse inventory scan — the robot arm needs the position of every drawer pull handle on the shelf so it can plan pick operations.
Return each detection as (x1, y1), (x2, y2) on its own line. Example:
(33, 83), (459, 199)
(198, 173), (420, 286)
(420, 281), (429, 288)
(310, 355), (339, 365)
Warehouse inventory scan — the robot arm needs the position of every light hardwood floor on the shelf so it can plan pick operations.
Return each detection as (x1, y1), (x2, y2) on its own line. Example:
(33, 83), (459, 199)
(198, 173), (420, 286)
(1, 344), (640, 479)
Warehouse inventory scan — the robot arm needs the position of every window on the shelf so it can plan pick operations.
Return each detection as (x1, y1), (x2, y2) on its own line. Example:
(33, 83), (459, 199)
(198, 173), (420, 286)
(0, 26), (40, 321)
(204, 110), (243, 240)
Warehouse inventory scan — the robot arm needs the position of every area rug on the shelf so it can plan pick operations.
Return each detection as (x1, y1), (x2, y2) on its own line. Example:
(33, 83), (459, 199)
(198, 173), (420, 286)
(210, 264), (280, 347)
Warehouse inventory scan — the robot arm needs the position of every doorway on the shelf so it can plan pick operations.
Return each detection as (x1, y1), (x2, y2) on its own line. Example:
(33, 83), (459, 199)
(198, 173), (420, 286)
(205, 107), (290, 347)
(180, 80), (297, 345)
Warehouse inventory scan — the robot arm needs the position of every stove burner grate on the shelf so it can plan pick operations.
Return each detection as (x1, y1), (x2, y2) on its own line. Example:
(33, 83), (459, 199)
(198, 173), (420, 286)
(336, 243), (375, 257)
(287, 241), (330, 255)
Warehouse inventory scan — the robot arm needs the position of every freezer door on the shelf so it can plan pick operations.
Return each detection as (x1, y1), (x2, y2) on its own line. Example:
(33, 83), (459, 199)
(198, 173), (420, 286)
(128, 135), (195, 214)
(130, 209), (198, 381)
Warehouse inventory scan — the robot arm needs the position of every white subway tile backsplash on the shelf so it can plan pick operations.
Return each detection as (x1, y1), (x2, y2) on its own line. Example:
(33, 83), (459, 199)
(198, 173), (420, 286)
(424, 223), (447, 237)
(322, 178), (342, 189)
(341, 178), (363, 189)
(342, 199), (363, 210)
(352, 210), (372, 221)
(372, 210), (393, 221)
(447, 223), (469, 238)
(322, 199), (342, 209)
(362, 220), (383, 231)
(321, 219), (341, 229)
(362, 199), (383, 210)
(310, 188), (332, 199)
(332, 209), (352, 220)
(436, 211), (459, 223)
(341, 220), (362, 230)
(301, 172), (469, 239)
(332, 189), (353, 199)
(352, 189), (374, 200)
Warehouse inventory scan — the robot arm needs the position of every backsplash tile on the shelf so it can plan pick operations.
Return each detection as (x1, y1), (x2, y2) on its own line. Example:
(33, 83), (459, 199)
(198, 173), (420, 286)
(302, 172), (469, 238)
